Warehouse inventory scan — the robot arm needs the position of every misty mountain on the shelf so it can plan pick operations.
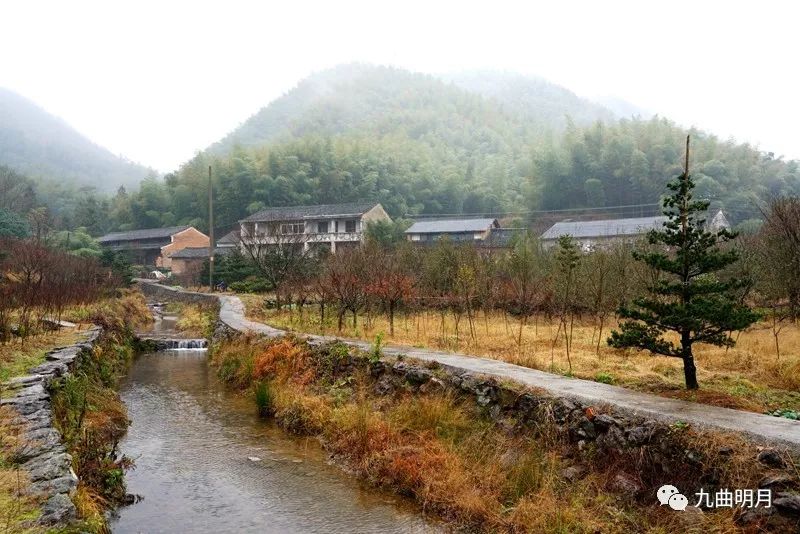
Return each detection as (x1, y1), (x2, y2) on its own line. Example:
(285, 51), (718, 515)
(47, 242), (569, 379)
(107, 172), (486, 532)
(592, 95), (652, 120)
(38, 63), (798, 235)
(146, 63), (794, 230)
(440, 70), (615, 128)
(209, 64), (610, 155)
(0, 88), (152, 191)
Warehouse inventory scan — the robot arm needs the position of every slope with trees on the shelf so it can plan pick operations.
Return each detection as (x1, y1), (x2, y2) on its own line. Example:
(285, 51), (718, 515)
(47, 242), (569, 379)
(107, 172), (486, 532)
(6, 65), (798, 237)
(0, 87), (152, 192)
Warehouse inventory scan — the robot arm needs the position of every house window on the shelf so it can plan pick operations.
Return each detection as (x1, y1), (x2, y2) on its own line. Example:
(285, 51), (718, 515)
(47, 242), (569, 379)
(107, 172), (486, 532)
(334, 221), (339, 233)
(280, 222), (305, 235)
(345, 220), (357, 233)
(317, 221), (329, 233)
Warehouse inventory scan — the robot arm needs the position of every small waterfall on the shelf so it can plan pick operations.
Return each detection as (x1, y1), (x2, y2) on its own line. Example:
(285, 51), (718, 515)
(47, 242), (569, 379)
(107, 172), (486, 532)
(172, 339), (208, 350)
(160, 338), (208, 350)
(139, 337), (209, 351)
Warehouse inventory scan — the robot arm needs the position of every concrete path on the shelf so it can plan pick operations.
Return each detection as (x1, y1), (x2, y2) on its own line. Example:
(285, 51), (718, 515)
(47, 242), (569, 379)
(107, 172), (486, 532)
(216, 293), (800, 451)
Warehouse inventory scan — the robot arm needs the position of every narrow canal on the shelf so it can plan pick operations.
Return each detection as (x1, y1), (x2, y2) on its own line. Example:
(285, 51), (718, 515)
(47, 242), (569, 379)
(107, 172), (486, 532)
(111, 320), (437, 533)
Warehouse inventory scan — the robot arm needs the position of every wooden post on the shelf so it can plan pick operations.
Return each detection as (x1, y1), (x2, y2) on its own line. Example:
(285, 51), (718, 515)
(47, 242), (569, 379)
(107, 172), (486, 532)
(208, 165), (215, 291)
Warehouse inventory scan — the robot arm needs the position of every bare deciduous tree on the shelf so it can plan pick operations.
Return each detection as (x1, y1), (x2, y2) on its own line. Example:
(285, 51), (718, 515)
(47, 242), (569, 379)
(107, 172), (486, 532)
(238, 230), (313, 308)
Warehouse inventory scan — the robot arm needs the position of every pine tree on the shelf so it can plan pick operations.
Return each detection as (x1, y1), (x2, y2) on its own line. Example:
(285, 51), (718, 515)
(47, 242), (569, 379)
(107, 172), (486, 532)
(608, 137), (759, 389)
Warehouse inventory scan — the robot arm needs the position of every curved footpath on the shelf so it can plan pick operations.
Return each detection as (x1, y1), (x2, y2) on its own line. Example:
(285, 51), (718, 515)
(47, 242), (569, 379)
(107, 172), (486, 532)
(141, 281), (800, 453)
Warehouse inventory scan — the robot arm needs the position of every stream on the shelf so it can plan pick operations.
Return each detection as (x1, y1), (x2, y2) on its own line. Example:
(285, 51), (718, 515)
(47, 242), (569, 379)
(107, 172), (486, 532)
(110, 316), (437, 533)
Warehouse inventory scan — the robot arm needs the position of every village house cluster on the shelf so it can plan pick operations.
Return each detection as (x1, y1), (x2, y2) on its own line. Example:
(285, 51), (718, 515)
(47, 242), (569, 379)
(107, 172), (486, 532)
(97, 201), (731, 274)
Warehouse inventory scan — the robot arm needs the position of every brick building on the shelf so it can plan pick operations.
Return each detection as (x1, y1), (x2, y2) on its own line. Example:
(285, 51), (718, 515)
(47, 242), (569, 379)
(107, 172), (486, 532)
(98, 226), (210, 268)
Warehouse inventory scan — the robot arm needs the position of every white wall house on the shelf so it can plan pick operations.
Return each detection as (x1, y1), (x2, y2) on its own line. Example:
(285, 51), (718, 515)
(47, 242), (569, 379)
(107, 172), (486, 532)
(238, 201), (391, 253)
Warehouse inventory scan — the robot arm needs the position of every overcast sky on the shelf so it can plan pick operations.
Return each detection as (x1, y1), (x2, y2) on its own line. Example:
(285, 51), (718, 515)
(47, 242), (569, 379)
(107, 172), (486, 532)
(2, 0), (798, 172)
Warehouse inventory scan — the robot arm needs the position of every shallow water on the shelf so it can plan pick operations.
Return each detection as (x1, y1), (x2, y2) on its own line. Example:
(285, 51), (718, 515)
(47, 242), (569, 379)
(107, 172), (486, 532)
(110, 349), (437, 533)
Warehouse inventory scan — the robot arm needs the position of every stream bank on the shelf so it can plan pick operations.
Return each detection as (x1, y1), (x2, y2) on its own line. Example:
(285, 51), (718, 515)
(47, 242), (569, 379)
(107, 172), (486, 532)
(137, 281), (800, 532)
(111, 311), (438, 533)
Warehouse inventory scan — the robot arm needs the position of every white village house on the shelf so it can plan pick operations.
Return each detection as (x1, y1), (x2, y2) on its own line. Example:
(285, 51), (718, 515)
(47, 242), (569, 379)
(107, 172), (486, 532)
(237, 201), (391, 253)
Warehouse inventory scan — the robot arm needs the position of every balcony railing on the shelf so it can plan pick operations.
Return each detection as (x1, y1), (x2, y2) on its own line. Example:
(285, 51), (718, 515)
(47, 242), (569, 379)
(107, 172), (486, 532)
(240, 231), (362, 244)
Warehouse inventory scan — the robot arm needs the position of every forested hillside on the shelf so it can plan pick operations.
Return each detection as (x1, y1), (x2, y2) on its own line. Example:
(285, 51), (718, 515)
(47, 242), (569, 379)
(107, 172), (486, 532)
(536, 118), (800, 222)
(115, 65), (795, 234)
(0, 88), (151, 191)
(5, 64), (797, 236)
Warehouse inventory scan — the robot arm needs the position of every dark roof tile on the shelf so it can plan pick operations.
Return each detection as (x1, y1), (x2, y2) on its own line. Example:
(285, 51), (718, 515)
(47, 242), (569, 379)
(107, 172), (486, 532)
(241, 202), (380, 223)
(541, 216), (667, 240)
(405, 218), (498, 234)
(98, 225), (192, 243)
(170, 247), (230, 259)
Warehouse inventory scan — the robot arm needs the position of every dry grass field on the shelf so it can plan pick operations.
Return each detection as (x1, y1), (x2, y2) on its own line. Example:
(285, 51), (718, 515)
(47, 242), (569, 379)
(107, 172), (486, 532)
(239, 294), (800, 415)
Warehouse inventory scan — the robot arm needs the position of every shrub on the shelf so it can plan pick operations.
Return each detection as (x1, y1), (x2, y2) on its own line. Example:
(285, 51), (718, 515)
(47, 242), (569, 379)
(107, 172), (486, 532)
(254, 381), (274, 417)
(594, 372), (615, 384)
(229, 277), (273, 294)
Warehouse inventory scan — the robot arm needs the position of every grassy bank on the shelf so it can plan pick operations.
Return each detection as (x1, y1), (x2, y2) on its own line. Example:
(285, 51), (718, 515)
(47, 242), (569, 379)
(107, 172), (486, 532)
(51, 289), (151, 532)
(163, 302), (217, 338)
(1, 326), (91, 532)
(0, 289), (151, 533)
(211, 333), (798, 533)
(0, 330), (86, 387)
(241, 295), (800, 416)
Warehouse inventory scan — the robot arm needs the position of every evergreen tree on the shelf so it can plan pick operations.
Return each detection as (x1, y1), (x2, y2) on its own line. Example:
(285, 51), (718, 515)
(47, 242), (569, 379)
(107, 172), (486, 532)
(608, 137), (759, 389)
(0, 208), (30, 238)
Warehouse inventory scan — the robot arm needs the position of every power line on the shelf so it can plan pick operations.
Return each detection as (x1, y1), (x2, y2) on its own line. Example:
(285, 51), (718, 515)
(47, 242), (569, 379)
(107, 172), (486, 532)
(404, 202), (662, 220)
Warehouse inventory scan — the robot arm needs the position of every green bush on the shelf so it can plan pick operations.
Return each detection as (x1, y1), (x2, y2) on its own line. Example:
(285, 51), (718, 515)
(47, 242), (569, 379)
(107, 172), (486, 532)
(255, 381), (274, 417)
(217, 356), (241, 383)
(594, 372), (615, 384)
(767, 408), (799, 420)
(229, 277), (272, 293)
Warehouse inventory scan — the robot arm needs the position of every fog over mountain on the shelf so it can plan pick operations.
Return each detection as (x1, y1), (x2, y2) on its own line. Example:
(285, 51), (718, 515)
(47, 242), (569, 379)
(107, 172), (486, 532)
(0, 87), (151, 191)
(440, 70), (617, 127)
(114, 62), (792, 236)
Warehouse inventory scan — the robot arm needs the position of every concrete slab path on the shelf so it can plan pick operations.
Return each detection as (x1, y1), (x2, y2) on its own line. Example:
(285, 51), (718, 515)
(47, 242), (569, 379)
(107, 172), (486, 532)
(215, 294), (800, 452)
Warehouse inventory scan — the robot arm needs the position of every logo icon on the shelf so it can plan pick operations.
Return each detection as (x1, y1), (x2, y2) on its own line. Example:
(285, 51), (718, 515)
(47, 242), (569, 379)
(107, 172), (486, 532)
(657, 484), (688, 511)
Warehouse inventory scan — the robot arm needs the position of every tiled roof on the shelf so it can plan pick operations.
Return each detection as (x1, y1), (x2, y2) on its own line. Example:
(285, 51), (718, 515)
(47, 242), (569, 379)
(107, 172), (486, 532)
(405, 218), (498, 234)
(216, 230), (240, 245)
(169, 247), (231, 259)
(241, 202), (380, 223)
(98, 225), (191, 243)
(541, 216), (667, 240)
(707, 209), (731, 232)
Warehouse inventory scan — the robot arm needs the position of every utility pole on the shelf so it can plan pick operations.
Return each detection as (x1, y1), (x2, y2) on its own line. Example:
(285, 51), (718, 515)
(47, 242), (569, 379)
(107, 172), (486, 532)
(208, 165), (215, 291)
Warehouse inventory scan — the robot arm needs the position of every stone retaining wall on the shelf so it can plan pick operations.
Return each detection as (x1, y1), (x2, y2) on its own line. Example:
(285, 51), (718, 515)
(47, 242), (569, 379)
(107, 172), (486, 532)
(371, 356), (800, 520)
(0, 327), (102, 525)
(135, 279), (218, 306)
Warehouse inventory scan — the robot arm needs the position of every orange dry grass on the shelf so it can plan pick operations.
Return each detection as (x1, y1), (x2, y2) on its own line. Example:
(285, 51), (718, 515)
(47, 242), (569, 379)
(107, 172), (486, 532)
(244, 297), (800, 413)
(253, 339), (313, 385)
(214, 337), (788, 534)
(70, 485), (108, 533)
(213, 336), (769, 533)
